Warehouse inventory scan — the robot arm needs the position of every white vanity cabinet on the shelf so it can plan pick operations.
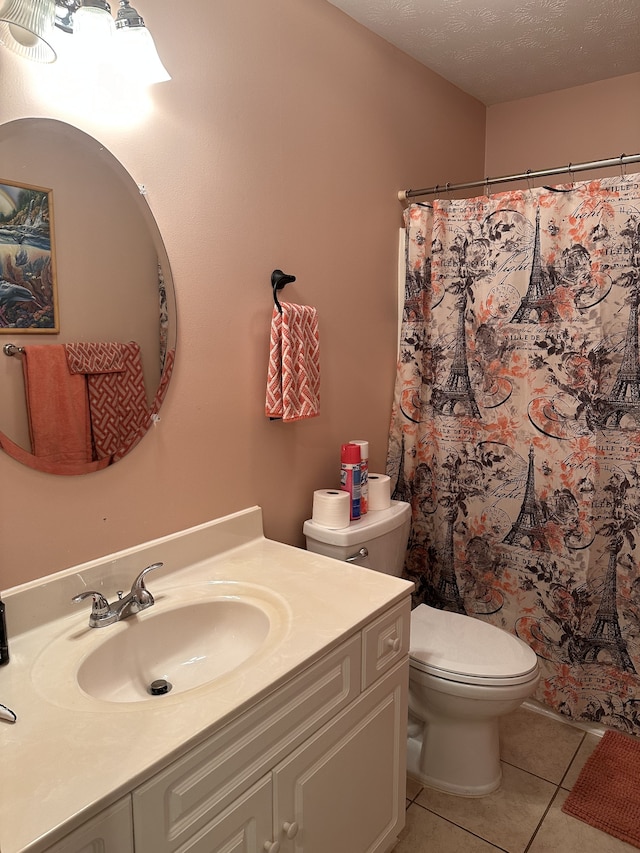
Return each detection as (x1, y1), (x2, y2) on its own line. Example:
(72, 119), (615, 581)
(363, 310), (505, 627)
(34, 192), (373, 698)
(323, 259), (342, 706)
(132, 599), (410, 853)
(2, 510), (415, 853)
(42, 798), (134, 853)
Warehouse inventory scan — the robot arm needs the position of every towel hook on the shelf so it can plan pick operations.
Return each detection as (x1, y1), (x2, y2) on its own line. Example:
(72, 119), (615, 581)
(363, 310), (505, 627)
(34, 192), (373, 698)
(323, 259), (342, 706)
(271, 269), (296, 315)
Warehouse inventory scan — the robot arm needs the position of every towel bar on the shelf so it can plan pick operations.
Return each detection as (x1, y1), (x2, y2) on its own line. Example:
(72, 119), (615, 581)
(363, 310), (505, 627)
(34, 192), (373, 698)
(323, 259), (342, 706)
(3, 343), (24, 357)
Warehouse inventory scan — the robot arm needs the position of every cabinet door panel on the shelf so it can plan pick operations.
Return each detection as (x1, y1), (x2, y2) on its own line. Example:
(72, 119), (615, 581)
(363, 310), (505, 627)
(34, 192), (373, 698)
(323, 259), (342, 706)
(163, 775), (273, 853)
(273, 662), (408, 853)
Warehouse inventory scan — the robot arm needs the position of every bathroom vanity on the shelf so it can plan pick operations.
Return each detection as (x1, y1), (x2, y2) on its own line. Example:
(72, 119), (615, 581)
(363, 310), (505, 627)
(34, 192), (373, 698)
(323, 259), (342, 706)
(0, 507), (413, 853)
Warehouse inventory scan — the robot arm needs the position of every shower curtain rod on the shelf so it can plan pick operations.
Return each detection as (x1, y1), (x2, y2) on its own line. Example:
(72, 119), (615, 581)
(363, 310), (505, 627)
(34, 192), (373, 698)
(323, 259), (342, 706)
(398, 152), (640, 201)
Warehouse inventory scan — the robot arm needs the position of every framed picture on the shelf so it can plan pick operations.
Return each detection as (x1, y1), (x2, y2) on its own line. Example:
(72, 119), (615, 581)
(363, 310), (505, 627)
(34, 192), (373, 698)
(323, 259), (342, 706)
(0, 179), (59, 333)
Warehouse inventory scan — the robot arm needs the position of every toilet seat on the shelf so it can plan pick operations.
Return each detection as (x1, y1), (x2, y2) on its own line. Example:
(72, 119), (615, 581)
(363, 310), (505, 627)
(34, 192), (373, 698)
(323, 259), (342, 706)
(409, 604), (538, 687)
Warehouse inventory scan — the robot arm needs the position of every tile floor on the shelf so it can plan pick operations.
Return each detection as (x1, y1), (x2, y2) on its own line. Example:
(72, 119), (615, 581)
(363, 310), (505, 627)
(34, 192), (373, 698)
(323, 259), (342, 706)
(395, 704), (637, 853)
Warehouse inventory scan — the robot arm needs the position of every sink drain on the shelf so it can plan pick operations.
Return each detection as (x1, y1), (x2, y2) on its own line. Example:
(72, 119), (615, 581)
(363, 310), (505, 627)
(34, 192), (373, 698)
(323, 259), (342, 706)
(149, 678), (172, 696)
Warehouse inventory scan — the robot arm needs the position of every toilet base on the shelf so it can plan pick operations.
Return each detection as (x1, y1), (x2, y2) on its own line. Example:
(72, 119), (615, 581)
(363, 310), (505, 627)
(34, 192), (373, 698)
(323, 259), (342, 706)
(406, 717), (502, 797)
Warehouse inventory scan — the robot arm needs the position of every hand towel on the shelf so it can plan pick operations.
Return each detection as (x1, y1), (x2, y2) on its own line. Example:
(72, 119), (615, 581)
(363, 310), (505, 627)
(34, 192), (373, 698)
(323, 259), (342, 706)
(265, 302), (320, 422)
(21, 345), (93, 465)
(65, 342), (150, 460)
(112, 347), (176, 461)
(0, 430), (110, 476)
(64, 341), (125, 375)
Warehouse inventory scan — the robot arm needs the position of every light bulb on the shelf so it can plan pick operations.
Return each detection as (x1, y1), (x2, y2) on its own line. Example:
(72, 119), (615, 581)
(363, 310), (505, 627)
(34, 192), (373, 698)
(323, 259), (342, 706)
(116, 23), (170, 84)
(8, 22), (40, 47)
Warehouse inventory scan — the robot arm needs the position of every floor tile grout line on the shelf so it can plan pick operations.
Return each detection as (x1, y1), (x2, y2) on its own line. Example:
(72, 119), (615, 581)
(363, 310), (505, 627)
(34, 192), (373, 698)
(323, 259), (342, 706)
(499, 757), (561, 787)
(557, 730), (587, 790)
(522, 785), (564, 853)
(406, 800), (511, 852)
(500, 735), (586, 789)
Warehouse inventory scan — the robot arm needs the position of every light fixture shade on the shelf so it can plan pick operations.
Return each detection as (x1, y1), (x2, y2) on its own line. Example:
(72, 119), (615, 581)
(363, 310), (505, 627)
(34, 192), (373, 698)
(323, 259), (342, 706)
(115, 21), (170, 84)
(0, 0), (57, 62)
(72, 0), (115, 43)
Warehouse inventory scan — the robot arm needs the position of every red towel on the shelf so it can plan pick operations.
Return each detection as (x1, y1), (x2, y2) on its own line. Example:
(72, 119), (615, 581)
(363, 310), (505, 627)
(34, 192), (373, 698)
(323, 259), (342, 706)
(21, 345), (93, 465)
(112, 347), (176, 462)
(265, 303), (320, 422)
(64, 341), (125, 374)
(65, 342), (150, 460)
(0, 430), (110, 475)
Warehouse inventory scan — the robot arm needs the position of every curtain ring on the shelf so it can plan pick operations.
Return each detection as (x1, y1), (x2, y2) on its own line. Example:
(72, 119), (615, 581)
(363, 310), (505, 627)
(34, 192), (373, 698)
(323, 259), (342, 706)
(484, 177), (490, 197)
(620, 153), (627, 177)
(567, 162), (575, 186)
(526, 169), (534, 191)
(445, 181), (451, 198)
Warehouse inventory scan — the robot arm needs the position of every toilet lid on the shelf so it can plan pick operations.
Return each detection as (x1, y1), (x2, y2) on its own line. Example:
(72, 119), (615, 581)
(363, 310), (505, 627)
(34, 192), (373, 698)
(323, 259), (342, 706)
(409, 604), (538, 685)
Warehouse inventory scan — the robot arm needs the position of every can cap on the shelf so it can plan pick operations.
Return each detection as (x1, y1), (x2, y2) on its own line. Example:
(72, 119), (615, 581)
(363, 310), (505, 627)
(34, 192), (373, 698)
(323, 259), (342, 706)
(348, 440), (368, 459)
(341, 443), (361, 464)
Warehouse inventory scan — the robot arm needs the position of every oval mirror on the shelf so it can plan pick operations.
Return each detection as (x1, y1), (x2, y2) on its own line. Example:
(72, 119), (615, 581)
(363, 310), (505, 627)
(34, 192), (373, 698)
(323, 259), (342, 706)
(0, 118), (176, 474)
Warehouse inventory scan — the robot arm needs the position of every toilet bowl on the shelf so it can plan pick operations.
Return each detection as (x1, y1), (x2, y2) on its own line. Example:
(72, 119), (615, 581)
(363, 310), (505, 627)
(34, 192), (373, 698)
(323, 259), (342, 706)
(303, 500), (540, 797)
(408, 603), (539, 796)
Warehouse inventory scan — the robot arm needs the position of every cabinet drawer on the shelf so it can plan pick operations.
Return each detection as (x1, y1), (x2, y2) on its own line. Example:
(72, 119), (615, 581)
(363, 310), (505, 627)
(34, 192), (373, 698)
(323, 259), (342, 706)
(362, 598), (410, 689)
(133, 635), (361, 853)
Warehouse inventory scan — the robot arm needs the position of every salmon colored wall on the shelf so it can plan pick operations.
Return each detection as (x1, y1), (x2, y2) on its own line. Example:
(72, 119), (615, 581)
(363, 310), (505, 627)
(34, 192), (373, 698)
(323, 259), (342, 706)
(0, 0), (485, 588)
(485, 73), (640, 184)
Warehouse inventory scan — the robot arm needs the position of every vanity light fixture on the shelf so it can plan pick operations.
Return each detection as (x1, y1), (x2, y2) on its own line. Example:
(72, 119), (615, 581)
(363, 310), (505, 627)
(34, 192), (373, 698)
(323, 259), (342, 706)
(0, 0), (57, 63)
(0, 0), (170, 82)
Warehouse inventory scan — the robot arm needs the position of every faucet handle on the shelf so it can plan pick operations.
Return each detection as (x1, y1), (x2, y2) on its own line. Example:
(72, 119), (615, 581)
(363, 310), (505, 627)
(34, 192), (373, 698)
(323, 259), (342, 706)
(72, 590), (114, 627)
(72, 590), (110, 613)
(131, 562), (163, 604)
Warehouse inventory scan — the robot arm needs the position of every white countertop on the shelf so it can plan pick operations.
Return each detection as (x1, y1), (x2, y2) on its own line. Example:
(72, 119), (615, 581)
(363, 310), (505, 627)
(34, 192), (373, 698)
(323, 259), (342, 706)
(0, 507), (413, 853)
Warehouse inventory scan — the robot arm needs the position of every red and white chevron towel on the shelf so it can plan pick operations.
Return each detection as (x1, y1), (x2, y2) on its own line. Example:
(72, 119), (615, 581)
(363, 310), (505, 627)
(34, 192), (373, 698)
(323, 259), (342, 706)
(265, 303), (320, 422)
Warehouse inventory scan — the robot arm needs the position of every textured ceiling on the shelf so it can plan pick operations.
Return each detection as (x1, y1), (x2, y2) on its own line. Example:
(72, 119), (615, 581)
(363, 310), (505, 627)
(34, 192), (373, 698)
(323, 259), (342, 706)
(326, 0), (640, 105)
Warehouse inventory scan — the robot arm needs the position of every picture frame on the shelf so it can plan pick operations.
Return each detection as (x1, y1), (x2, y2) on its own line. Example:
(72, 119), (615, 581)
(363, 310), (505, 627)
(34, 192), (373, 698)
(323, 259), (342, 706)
(0, 179), (59, 333)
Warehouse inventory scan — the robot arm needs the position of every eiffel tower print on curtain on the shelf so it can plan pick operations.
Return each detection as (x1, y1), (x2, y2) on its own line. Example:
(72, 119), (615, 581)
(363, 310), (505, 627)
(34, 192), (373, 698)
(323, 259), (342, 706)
(511, 209), (560, 324)
(437, 506), (466, 613)
(503, 445), (550, 551)
(432, 296), (481, 418)
(602, 290), (640, 428)
(578, 536), (637, 673)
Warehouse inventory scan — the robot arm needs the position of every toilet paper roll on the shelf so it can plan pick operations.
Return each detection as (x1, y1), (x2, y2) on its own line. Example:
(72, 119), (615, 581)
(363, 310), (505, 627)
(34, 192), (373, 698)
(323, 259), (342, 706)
(312, 489), (351, 529)
(367, 473), (392, 511)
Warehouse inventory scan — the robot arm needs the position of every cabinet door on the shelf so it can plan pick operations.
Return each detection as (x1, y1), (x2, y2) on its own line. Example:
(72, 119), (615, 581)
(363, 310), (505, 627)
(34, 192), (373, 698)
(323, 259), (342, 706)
(273, 661), (408, 853)
(43, 798), (133, 853)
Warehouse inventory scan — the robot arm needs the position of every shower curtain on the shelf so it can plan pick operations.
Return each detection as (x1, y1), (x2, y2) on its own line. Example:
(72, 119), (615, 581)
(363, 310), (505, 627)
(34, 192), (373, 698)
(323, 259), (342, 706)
(387, 174), (640, 736)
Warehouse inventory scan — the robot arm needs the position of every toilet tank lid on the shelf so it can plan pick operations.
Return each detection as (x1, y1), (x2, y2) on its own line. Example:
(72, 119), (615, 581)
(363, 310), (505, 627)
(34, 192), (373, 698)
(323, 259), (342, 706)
(303, 500), (410, 546)
(410, 604), (538, 679)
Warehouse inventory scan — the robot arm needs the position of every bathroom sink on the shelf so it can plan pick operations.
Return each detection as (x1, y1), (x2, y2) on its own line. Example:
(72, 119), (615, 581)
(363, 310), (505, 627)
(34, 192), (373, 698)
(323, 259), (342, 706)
(31, 582), (290, 707)
(77, 599), (271, 703)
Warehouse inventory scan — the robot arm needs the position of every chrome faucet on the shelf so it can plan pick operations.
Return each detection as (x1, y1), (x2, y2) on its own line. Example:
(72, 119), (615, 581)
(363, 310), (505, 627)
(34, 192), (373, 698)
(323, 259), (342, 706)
(72, 562), (163, 628)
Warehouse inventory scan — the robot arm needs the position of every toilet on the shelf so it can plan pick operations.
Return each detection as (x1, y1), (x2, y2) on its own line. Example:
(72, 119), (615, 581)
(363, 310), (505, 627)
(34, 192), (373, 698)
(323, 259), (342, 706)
(303, 500), (540, 797)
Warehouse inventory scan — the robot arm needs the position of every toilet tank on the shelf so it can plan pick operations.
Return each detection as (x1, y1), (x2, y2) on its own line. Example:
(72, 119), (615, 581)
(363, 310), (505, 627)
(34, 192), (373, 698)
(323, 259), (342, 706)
(303, 500), (411, 576)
